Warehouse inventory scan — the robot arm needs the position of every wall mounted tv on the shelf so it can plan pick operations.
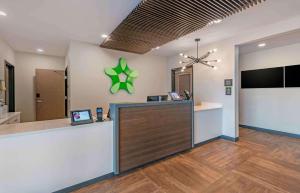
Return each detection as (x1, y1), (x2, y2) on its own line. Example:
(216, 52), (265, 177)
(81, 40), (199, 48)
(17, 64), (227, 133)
(241, 67), (284, 88)
(285, 64), (300, 87)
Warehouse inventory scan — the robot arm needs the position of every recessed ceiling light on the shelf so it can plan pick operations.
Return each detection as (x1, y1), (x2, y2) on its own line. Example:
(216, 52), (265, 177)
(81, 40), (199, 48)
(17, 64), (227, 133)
(101, 34), (108, 38)
(209, 48), (217, 53)
(0, 11), (7, 17)
(258, 43), (266, 47)
(213, 19), (222, 24)
(37, 49), (44, 53)
(208, 19), (222, 26)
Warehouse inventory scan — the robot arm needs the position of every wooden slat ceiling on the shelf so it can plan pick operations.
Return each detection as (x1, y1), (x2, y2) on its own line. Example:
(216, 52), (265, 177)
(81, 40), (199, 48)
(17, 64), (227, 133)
(100, 0), (266, 54)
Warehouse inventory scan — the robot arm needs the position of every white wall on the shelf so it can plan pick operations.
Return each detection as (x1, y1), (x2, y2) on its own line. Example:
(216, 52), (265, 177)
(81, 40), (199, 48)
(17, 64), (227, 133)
(0, 37), (15, 101)
(15, 52), (65, 122)
(0, 37), (15, 66)
(239, 43), (300, 135)
(167, 15), (300, 138)
(67, 41), (169, 114)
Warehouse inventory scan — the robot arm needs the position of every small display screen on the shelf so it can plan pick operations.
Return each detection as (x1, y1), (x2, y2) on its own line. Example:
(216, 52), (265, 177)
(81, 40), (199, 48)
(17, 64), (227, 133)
(96, 108), (103, 113)
(71, 110), (91, 122)
(169, 92), (182, 100)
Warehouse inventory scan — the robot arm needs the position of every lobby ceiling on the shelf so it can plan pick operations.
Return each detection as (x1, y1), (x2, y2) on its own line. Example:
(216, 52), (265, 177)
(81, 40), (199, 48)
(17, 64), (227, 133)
(100, 0), (266, 54)
(239, 29), (300, 55)
(0, 0), (300, 57)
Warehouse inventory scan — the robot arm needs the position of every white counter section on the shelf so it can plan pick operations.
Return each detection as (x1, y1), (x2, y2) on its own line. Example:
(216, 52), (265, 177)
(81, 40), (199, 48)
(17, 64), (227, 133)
(0, 119), (113, 193)
(194, 102), (223, 144)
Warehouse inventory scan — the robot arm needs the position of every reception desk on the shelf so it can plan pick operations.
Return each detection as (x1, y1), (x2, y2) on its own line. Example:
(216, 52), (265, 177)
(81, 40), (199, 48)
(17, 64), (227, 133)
(110, 100), (194, 174)
(0, 101), (223, 193)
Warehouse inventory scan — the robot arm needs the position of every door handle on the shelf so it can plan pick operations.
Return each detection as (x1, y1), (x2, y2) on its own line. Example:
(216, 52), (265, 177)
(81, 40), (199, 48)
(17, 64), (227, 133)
(36, 99), (43, 103)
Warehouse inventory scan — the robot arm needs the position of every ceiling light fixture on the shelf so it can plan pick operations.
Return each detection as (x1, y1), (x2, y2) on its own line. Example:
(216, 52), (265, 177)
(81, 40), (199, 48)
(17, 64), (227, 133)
(258, 43), (266, 47)
(101, 34), (108, 38)
(179, 38), (220, 70)
(208, 19), (222, 26)
(37, 49), (44, 53)
(0, 11), (7, 17)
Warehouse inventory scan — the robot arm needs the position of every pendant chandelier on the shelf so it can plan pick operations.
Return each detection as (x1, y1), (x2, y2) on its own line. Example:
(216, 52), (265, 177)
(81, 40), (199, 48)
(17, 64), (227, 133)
(179, 38), (221, 71)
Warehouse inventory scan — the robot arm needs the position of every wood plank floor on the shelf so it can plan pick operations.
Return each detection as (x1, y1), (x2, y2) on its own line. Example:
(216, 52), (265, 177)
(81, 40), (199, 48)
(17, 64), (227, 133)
(72, 128), (300, 193)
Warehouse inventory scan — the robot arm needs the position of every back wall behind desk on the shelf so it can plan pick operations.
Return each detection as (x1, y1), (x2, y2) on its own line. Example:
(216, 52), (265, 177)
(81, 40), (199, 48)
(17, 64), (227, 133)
(67, 41), (169, 114)
(239, 43), (300, 135)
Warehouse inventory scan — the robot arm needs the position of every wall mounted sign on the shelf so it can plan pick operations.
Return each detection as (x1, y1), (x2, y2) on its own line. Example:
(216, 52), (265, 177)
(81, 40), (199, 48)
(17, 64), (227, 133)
(225, 87), (232, 96)
(224, 79), (233, 86)
(105, 57), (138, 94)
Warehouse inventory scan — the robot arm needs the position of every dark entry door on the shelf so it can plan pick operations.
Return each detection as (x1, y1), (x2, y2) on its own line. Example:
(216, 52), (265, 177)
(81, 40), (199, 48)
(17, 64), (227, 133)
(5, 61), (15, 112)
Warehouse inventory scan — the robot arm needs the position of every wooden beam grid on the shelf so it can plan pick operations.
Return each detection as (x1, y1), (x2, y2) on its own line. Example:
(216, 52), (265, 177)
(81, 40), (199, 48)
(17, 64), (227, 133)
(100, 0), (266, 54)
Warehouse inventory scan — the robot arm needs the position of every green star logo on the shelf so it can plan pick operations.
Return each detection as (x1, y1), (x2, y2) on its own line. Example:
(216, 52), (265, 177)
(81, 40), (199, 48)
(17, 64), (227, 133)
(105, 57), (138, 94)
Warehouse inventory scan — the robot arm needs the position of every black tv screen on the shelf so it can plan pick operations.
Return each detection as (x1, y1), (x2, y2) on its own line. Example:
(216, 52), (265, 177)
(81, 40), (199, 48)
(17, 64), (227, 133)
(285, 64), (300, 87)
(241, 67), (284, 88)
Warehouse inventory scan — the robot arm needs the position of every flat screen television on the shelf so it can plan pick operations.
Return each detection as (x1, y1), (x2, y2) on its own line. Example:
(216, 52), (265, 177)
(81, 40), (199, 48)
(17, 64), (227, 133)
(285, 64), (300, 87)
(241, 67), (284, 88)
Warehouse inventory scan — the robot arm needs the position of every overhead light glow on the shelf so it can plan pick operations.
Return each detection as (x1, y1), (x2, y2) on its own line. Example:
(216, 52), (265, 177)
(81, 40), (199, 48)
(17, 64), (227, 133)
(214, 19), (222, 23)
(155, 46), (160, 50)
(208, 19), (222, 26)
(179, 53), (184, 56)
(212, 66), (218, 70)
(184, 54), (188, 58)
(101, 34), (108, 38)
(0, 11), (7, 17)
(37, 49), (44, 53)
(182, 66), (186, 70)
(179, 61), (183, 64)
(209, 48), (217, 53)
(258, 43), (266, 47)
(217, 59), (221, 63)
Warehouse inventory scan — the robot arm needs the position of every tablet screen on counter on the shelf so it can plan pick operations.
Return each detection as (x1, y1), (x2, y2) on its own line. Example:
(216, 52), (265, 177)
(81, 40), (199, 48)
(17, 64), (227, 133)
(70, 109), (93, 125)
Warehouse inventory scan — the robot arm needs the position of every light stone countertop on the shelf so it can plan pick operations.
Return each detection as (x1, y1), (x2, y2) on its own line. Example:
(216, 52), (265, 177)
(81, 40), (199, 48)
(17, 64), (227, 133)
(0, 118), (112, 138)
(194, 102), (223, 112)
(0, 102), (222, 138)
(0, 112), (21, 124)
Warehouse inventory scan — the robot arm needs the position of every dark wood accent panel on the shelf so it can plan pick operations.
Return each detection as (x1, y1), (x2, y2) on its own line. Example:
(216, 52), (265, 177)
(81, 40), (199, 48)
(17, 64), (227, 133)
(100, 0), (266, 54)
(118, 103), (192, 173)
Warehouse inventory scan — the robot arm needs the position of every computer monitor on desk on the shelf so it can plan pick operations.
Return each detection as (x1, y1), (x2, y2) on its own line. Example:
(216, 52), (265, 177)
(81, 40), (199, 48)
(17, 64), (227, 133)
(147, 95), (168, 102)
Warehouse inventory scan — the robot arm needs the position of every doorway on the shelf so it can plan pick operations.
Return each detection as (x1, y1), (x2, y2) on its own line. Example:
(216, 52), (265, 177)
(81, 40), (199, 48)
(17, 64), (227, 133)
(236, 29), (300, 140)
(171, 66), (193, 98)
(5, 61), (15, 112)
(35, 69), (65, 121)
